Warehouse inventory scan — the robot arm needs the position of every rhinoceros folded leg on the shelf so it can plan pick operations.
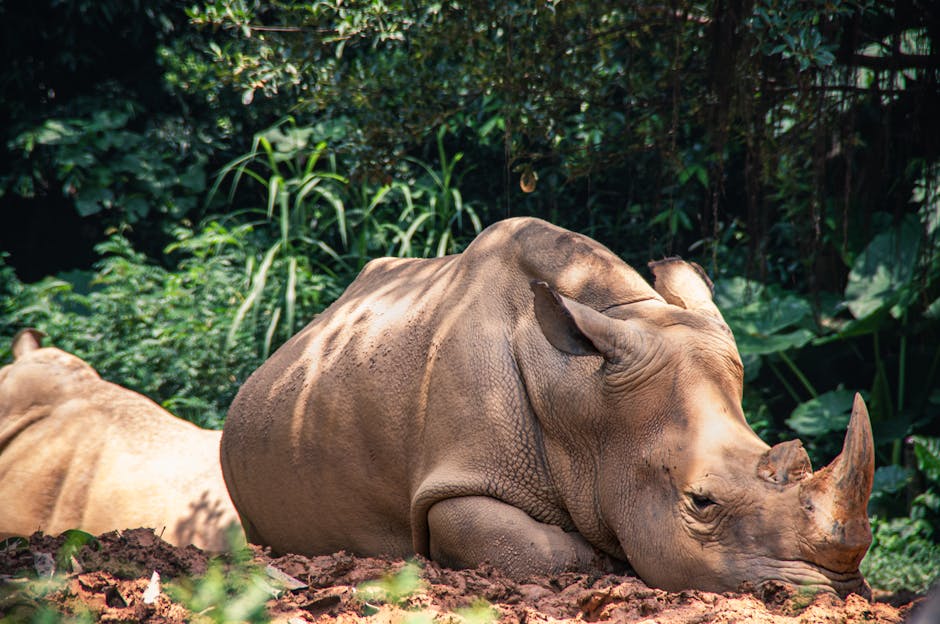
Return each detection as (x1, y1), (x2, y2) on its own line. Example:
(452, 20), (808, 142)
(427, 496), (603, 578)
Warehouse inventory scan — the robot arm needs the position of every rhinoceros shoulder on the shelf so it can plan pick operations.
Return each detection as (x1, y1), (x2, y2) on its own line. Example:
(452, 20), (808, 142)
(0, 346), (205, 437)
(458, 217), (665, 308)
(0, 347), (101, 418)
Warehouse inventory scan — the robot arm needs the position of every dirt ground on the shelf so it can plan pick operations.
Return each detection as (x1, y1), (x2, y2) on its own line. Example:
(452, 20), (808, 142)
(0, 529), (926, 623)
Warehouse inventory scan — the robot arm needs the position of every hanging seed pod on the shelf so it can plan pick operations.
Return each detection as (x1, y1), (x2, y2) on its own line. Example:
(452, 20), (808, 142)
(520, 166), (538, 193)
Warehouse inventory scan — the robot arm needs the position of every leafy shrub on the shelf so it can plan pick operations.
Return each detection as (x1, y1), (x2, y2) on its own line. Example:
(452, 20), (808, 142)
(7, 100), (208, 223)
(864, 435), (940, 593)
(357, 561), (425, 610)
(166, 554), (272, 624)
(862, 515), (940, 594)
(206, 119), (482, 355)
(0, 221), (332, 428)
(356, 561), (497, 624)
(0, 122), (486, 427)
(0, 533), (99, 623)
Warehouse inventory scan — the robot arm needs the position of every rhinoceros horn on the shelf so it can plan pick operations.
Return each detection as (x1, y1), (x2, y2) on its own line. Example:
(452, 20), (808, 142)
(798, 393), (875, 572)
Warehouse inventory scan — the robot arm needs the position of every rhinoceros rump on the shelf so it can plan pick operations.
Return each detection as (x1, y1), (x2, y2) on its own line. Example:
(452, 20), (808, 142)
(221, 217), (874, 595)
(0, 330), (241, 551)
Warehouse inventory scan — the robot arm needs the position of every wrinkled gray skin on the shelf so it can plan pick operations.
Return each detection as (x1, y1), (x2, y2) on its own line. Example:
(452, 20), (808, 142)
(0, 330), (241, 551)
(222, 218), (874, 595)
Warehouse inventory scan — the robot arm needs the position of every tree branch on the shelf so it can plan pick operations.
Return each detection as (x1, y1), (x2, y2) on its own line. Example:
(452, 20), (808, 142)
(848, 53), (939, 71)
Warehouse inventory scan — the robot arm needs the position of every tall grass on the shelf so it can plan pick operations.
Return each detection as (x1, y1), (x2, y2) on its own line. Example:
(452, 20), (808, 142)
(206, 119), (482, 357)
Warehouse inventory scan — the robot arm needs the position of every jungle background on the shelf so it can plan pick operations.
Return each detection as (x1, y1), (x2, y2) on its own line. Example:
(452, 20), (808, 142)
(0, 0), (938, 595)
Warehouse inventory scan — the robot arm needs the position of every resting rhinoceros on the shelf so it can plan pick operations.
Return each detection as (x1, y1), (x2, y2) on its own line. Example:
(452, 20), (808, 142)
(0, 330), (241, 551)
(221, 217), (874, 595)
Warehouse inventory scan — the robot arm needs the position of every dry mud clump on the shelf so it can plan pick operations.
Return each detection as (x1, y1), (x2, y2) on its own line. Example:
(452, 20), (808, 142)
(0, 529), (923, 623)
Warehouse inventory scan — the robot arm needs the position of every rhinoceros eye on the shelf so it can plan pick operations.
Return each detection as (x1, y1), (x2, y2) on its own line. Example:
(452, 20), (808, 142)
(690, 493), (718, 512)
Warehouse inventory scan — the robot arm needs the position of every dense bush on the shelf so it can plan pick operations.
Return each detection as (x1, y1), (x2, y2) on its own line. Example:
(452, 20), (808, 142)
(0, 120), (483, 426)
(2, 228), (261, 428)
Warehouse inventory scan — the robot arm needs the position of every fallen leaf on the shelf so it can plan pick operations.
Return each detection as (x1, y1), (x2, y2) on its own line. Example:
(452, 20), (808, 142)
(143, 570), (161, 604)
(33, 551), (55, 577)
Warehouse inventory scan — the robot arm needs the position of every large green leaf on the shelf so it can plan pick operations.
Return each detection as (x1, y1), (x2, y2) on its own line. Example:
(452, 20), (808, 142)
(75, 197), (103, 216)
(735, 328), (815, 356)
(786, 389), (856, 437)
(718, 280), (815, 356)
(925, 296), (940, 320)
(714, 276), (763, 310)
(750, 295), (813, 336)
(872, 465), (912, 496)
(844, 215), (922, 320)
(728, 296), (811, 334)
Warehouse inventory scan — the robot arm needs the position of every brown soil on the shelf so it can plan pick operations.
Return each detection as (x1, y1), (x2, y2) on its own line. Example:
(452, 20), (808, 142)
(0, 529), (924, 623)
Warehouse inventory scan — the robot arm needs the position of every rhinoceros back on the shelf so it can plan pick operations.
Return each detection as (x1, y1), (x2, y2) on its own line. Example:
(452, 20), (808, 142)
(220, 217), (662, 558)
(0, 345), (239, 551)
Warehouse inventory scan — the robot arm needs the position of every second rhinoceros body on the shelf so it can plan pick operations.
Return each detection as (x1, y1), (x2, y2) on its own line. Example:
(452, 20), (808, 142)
(221, 217), (874, 595)
(0, 331), (241, 551)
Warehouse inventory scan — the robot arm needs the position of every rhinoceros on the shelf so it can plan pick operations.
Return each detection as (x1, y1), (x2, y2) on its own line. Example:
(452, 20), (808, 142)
(221, 217), (874, 595)
(0, 330), (241, 551)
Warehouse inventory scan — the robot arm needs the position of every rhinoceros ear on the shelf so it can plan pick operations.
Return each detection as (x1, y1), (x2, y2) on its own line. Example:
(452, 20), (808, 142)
(530, 280), (622, 361)
(648, 257), (724, 320)
(12, 328), (45, 359)
(757, 439), (812, 485)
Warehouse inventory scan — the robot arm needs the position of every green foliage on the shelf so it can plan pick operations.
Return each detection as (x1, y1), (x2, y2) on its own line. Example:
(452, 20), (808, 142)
(0, 596), (96, 624)
(0, 535), (99, 623)
(783, 389), (862, 479)
(8, 101), (207, 222)
(396, 127), (483, 258)
(715, 276), (816, 387)
(166, 556), (272, 624)
(786, 390), (856, 438)
(455, 598), (500, 624)
(913, 436), (940, 483)
(748, 0), (871, 70)
(862, 515), (940, 594)
(843, 214), (923, 326)
(716, 194), (939, 448)
(357, 561), (425, 610)
(356, 561), (498, 623)
(209, 116), (351, 354)
(204, 118), (482, 355)
(860, 435), (940, 593)
(0, 1), (220, 233)
(0, 226), (283, 427)
(53, 531), (99, 572)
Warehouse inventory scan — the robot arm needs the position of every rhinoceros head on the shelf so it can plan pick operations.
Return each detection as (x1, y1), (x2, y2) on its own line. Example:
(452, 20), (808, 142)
(529, 259), (873, 596)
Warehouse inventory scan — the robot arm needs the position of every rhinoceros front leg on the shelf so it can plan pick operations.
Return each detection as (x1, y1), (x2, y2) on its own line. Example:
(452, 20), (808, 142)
(427, 496), (602, 577)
